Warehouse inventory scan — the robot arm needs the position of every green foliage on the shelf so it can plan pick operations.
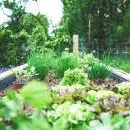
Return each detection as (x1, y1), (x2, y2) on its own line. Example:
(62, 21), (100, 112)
(20, 81), (52, 109)
(82, 54), (99, 66)
(0, 29), (29, 66)
(86, 90), (116, 105)
(28, 52), (49, 80)
(13, 67), (36, 83)
(83, 54), (111, 80)
(0, 78), (130, 129)
(47, 102), (95, 126)
(46, 24), (72, 52)
(28, 25), (48, 52)
(89, 113), (130, 130)
(117, 82), (130, 95)
(60, 68), (89, 86)
(55, 52), (80, 78)
(86, 90), (97, 105)
(103, 54), (130, 73)
(27, 50), (56, 80)
(123, 6), (130, 40)
(62, 0), (130, 53)
(51, 84), (88, 104)
(0, 0), (51, 67)
(86, 62), (111, 80)
(0, 81), (52, 130)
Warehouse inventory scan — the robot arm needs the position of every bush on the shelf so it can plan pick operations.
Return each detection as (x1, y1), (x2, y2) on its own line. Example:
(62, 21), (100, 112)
(60, 68), (89, 86)
(55, 52), (80, 78)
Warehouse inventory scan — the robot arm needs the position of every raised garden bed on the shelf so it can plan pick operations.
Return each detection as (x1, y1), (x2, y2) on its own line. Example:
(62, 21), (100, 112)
(0, 53), (130, 130)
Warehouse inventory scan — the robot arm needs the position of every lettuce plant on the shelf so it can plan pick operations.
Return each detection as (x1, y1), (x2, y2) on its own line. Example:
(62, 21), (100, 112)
(117, 82), (130, 95)
(47, 102), (95, 126)
(60, 68), (89, 86)
(86, 90), (118, 105)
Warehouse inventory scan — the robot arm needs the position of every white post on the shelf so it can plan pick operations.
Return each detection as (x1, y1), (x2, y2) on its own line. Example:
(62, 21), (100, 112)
(73, 34), (79, 52)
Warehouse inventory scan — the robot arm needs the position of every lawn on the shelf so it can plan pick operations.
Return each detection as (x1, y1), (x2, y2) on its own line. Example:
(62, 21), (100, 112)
(103, 54), (130, 73)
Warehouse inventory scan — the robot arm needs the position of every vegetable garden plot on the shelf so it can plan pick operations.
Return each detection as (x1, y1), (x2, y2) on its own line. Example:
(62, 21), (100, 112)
(0, 52), (130, 130)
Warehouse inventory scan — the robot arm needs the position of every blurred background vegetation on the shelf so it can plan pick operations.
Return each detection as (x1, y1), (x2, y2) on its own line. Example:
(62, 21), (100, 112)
(0, 0), (130, 69)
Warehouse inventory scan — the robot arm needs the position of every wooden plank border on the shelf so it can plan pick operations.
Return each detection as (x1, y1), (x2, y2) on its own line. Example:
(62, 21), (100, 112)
(109, 66), (130, 82)
(0, 64), (28, 90)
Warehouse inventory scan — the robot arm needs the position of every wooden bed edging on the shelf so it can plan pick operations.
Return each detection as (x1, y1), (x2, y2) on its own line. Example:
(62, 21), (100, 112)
(0, 62), (130, 90)
(0, 64), (28, 91)
(108, 66), (130, 82)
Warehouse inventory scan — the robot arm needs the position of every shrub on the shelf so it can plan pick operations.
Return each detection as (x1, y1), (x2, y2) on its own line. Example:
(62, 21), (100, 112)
(55, 52), (80, 78)
(60, 68), (89, 86)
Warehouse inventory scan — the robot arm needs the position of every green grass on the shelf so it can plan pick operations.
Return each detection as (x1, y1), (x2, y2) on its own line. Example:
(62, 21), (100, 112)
(102, 54), (130, 73)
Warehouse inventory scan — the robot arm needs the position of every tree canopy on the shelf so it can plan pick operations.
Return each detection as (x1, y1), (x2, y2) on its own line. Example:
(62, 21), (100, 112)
(0, 0), (130, 66)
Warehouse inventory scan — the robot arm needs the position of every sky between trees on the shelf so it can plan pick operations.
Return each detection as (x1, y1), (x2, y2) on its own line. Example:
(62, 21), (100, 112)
(0, 0), (63, 25)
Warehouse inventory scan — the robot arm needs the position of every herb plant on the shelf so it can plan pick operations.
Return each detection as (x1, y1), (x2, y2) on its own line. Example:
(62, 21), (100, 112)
(55, 52), (80, 78)
(28, 51), (56, 80)
(83, 54), (111, 80)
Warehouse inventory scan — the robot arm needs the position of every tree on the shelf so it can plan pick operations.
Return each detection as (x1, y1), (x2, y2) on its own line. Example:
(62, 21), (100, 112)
(0, 0), (50, 66)
(61, 0), (130, 54)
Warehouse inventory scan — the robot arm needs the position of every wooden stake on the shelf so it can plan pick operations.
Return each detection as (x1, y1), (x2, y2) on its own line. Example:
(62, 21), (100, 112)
(73, 34), (79, 52)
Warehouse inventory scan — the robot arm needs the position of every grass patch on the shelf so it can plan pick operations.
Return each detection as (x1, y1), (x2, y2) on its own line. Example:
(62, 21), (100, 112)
(102, 54), (130, 73)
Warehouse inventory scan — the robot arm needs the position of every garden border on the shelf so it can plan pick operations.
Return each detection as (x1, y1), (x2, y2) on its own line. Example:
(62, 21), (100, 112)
(0, 63), (130, 90)
(0, 64), (28, 90)
(109, 66), (130, 82)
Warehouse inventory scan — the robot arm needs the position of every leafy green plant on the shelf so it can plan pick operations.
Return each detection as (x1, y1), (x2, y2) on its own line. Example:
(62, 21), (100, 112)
(83, 54), (111, 80)
(12, 67), (36, 83)
(51, 84), (88, 104)
(20, 81), (52, 109)
(60, 68), (89, 86)
(55, 52), (80, 78)
(86, 90), (117, 105)
(89, 112), (130, 130)
(0, 81), (53, 130)
(117, 82), (130, 95)
(47, 102), (95, 128)
(82, 53), (99, 66)
(28, 50), (56, 80)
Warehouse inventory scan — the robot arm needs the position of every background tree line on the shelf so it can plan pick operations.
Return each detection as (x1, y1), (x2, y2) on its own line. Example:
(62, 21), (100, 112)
(0, 0), (70, 67)
(61, 0), (130, 54)
(0, 0), (130, 67)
